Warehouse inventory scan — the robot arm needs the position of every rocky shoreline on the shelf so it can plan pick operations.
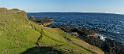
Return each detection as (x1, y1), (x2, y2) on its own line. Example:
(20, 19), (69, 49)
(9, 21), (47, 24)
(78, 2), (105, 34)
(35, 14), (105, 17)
(29, 17), (124, 54)
(51, 25), (124, 54)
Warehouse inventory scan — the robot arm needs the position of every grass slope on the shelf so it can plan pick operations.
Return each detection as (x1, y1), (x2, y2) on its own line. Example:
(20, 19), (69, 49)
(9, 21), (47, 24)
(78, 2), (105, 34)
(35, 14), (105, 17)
(0, 8), (104, 54)
(39, 28), (104, 54)
(0, 9), (41, 54)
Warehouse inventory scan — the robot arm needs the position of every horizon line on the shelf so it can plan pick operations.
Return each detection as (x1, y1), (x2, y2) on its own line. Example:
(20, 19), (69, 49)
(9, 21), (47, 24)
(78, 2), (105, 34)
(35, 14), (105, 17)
(27, 11), (124, 15)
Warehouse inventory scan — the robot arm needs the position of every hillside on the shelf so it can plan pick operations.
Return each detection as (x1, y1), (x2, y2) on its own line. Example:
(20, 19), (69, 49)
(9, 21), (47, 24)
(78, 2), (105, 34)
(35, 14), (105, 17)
(0, 8), (104, 54)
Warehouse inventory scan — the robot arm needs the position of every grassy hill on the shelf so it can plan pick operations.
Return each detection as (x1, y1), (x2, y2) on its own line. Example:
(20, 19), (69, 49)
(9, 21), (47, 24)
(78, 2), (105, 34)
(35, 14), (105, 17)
(0, 8), (104, 54)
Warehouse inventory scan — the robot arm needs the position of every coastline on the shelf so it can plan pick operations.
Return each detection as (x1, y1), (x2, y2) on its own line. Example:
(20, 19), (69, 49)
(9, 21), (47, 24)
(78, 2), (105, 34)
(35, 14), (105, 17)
(51, 25), (124, 54)
(28, 13), (124, 54)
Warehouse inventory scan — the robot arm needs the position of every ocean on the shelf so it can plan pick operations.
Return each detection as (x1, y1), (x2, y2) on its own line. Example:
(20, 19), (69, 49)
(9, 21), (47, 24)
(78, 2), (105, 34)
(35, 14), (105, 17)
(28, 12), (124, 44)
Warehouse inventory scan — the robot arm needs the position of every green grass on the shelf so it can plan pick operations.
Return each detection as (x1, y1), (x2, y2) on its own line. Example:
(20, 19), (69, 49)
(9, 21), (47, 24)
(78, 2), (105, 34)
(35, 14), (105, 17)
(38, 28), (104, 54)
(0, 8), (104, 54)
(0, 10), (41, 54)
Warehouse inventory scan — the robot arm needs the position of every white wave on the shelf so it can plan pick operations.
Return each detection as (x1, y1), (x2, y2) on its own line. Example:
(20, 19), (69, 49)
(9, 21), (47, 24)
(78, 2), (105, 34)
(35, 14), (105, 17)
(96, 34), (107, 41)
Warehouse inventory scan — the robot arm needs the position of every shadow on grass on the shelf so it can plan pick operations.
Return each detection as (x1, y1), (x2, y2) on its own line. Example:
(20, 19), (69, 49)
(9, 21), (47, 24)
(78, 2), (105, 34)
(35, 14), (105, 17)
(21, 47), (62, 54)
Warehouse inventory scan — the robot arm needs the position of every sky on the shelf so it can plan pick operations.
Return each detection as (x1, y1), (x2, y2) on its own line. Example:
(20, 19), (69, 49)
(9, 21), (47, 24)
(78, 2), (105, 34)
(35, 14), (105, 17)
(0, 0), (124, 14)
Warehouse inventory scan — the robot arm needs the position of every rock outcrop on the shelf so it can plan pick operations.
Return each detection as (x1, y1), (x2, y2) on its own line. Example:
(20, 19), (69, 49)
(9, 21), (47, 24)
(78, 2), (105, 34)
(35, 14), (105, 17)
(29, 17), (54, 27)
